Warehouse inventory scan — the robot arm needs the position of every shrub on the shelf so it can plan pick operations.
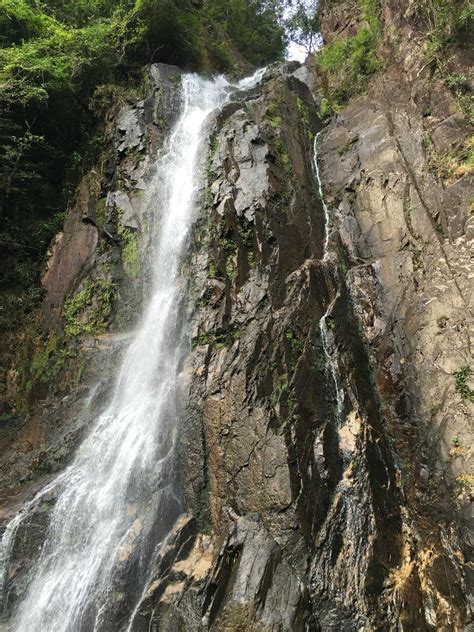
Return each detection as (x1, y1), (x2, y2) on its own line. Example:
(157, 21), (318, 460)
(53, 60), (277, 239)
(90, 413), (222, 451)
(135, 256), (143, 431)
(314, 0), (383, 109)
(63, 279), (116, 337)
(415, 0), (474, 57)
(318, 26), (383, 107)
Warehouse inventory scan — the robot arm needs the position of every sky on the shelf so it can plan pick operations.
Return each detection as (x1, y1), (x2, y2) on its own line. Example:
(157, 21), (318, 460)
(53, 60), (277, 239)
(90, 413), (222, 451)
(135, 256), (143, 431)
(286, 41), (308, 62)
(283, 3), (319, 63)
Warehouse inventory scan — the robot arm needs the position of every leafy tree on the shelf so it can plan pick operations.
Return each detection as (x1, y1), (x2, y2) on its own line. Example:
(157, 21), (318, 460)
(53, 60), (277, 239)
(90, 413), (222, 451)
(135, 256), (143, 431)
(0, 127), (47, 220)
(0, 0), (286, 329)
(0, 0), (54, 47)
(205, 0), (287, 66)
(284, 0), (320, 54)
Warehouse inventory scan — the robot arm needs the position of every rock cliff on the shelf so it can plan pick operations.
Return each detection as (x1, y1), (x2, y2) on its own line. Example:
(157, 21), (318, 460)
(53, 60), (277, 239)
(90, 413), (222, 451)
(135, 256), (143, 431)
(0, 1), (472, 630)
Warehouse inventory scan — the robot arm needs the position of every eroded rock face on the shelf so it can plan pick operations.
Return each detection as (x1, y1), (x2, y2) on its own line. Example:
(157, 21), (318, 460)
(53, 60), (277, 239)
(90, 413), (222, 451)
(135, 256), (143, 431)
(131, 58), (471, 629)
(41, 175), (99, 330)
(119, 63), (459, 630)
(0, 39), (472, 632)
(314, 30), (473, 632)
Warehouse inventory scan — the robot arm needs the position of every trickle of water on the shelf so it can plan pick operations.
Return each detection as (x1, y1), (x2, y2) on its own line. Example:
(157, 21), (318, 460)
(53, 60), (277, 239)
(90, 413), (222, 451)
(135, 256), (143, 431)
(313, 131), (331, 262)
(313, 131), (345, 422)
(319, 294), (345, 423)
(0, 68), (265, 632)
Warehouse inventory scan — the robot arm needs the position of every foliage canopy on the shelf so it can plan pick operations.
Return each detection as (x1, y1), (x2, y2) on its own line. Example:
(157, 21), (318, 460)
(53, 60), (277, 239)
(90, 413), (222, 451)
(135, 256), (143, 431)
(284, 0), (320, 54)
(0, 0), (286, 329)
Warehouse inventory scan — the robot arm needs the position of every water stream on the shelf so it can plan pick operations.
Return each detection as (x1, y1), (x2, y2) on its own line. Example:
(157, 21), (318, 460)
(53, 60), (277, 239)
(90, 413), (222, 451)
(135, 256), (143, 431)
(313, 132), (345, 422)
(0, 69), (264, 632)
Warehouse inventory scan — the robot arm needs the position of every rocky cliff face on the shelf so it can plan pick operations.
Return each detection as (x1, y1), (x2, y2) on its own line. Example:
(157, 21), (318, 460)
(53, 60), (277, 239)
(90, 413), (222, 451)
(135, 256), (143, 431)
(0, 2), (473, 630)
(0, 64), (184, 494)
(130, 57), (471, 630)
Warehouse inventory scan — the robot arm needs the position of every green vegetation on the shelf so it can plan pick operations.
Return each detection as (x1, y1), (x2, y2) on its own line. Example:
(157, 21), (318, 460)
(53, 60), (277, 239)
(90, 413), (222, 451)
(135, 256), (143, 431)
(275, 136), (293, 201)
(414, 1), (473, 117)
(296, 95), (313, 141)
(219, 234), (237, 281)
(424, 131), (474, 181)
(272, 373), (289, 406)
(226, 256), (235, 281)
(456, 472), (474, 495)
(194, 333), (212, 347)
(0, 0), (286, 330)
(208, 260), (217, 279)
(118, 226), (140, 278)
(265, 98), (294, 200)
(31, 331), (75, 384)
(204, 0), (286, 68)
(414, 0), (473, 59)
(266, 98), (283, 129)
(318, 97), (332, 118)
(286, 1), (320, 53)
(285, 330), (304, 371)
(286, 330), (304, 353)
(192, 327), (239, 350)
(314, 0), (472, 116)
(313, 0), (385, 113)
(453, 365), (474, 402)
(237, 217), (255, 268)
(63, 278), (116, 337)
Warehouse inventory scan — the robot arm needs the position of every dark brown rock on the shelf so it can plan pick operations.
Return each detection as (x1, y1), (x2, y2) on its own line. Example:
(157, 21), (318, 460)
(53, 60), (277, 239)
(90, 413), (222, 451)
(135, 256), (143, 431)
(1, 13), (472, 628)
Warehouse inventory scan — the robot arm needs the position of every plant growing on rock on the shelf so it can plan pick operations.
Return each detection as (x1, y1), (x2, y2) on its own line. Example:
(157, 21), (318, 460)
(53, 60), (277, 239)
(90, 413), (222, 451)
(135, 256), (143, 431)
(30, 332), (75, 385)
(318, 25), (383, 107)
(63, 278), (117, 337)
(118, 226), (140, 279)
(453, 365), (474, 402)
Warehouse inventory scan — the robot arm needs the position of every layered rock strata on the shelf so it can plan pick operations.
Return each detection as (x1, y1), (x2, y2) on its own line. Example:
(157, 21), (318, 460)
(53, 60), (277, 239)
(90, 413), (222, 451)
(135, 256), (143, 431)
(0, 23), (472, 630)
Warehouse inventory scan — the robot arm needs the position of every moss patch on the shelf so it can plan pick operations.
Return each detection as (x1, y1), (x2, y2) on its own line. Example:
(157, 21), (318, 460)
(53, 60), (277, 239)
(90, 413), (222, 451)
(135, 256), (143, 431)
(118, 226), (140, 279)
(63, 278), (116, 337)
(31, 332), (75, 384)
(453, 365), (474, 402)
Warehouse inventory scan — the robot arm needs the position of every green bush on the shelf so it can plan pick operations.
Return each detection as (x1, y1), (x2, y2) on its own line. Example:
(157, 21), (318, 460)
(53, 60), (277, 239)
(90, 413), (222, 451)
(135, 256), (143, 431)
(318, 25), (383, 107)
(63, 279), (116, 337)
(205, 0), (286, 67)
(0, 0), (55, 47)
(415, 0), (474, 57)
(360, 0), (382, 33)
(207, 39), (235, 73)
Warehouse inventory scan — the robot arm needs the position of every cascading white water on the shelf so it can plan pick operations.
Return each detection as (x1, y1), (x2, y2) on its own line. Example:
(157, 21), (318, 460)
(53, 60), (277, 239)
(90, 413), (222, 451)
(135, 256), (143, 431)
(1, 69), (265, 632)
(313, 132), (344, 422)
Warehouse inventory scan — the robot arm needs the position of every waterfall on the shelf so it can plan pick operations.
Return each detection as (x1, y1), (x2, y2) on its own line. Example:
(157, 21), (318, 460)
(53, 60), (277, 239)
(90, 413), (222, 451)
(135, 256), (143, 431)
(0, 69), (264, 632)
(313, 132), (345, 422)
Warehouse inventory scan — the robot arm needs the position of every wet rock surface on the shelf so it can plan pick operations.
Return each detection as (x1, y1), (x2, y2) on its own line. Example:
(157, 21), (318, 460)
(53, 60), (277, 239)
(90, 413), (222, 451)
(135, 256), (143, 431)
(130, 60), (472, 629)
(0, 64), (182, 507)
(313, 3), (473, 627)
(0, 22), (472, 632)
